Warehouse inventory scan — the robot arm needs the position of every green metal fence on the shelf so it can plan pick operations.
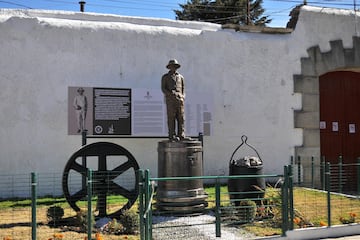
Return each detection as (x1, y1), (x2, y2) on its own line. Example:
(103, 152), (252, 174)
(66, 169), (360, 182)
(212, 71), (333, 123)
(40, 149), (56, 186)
(291, 155), (360, 194)
(138, 169), (289, 240)
(138, 162), (360, 240)
(0, 170), (137, 240)
(290, 159), (360, 230)
(1, 161), (360, 239)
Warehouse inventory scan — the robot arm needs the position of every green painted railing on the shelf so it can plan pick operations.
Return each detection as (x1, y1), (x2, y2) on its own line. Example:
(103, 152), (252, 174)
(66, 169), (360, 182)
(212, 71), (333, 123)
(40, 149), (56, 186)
(138, 171), (288, 240)
(25, 160), (360, 240)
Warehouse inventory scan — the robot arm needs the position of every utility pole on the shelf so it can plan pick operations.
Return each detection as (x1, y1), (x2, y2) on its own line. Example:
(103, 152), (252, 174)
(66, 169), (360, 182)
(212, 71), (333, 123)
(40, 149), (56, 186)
(79, 1), (86, 12)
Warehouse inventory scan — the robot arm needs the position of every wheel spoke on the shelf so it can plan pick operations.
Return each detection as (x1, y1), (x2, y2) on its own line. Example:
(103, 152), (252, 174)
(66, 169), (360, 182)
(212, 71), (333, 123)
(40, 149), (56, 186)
(70, 161), (88, 175)
(109, 182), (135, 200)
(109, 160), (133, 179)
(97, 189), (107, 218)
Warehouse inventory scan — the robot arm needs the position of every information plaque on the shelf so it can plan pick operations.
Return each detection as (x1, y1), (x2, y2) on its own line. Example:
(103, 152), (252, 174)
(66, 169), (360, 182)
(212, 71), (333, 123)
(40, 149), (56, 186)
(93, 88), (131, 135)
(68, 86), (212, 136)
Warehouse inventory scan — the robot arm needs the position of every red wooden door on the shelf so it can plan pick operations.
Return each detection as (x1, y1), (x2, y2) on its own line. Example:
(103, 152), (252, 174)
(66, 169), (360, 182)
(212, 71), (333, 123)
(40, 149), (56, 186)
(320, 71), (360, 192)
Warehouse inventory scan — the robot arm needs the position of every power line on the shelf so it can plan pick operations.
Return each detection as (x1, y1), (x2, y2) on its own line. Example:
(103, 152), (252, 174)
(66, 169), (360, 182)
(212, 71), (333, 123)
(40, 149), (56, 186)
(3, 0), (358, 9)
(102, 0), (179, 8)
(265, 5), (298, 16)
(269, 0), (356, 7)
(39, 0), (78, 8)
(1, 0), (357, 13)
(0, 0), (357, 21)
(89, 3), (174, 12)
(100, 0), (358, 10)
(0, 0), (32, 8)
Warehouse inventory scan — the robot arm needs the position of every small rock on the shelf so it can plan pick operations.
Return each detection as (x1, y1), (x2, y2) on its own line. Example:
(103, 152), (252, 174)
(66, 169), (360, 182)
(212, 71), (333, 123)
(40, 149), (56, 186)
(95, 217), (112, 229)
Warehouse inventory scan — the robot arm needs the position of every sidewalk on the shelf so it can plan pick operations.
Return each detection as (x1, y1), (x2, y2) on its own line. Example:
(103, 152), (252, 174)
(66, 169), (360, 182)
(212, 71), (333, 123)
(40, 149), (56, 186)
(320, 236), (360, 240)
(258, 234), (360, 240)
(284, 224), (360, 240)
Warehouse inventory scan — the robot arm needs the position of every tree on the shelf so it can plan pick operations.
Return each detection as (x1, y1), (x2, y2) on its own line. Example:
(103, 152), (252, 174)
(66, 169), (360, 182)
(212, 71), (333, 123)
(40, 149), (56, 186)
(174, 0), (271, 26)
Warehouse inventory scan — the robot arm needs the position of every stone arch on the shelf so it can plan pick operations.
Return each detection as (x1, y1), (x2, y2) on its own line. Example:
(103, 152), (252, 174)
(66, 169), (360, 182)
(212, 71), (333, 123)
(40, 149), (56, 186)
(294, 37), (360, 181)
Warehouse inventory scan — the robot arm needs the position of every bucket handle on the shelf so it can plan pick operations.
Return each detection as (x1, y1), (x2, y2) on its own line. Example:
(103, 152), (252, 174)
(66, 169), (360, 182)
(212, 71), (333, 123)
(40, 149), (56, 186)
(229, 135), (262, 164)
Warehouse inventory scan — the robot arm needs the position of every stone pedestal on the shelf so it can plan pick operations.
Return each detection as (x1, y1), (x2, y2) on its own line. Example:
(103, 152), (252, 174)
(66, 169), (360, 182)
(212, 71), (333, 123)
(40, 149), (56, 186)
(157, 140), (207, 213)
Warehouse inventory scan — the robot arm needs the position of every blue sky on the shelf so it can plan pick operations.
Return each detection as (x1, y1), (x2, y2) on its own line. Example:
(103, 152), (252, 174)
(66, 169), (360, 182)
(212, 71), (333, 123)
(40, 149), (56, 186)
(0, 0), (357, 27)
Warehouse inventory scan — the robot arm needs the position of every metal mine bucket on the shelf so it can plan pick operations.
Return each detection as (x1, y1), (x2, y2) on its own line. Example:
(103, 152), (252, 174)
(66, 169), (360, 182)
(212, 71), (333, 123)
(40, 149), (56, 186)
(228, 135), (266, 206)
(157, 140), (207, 212)
(228, 157), (265, 205)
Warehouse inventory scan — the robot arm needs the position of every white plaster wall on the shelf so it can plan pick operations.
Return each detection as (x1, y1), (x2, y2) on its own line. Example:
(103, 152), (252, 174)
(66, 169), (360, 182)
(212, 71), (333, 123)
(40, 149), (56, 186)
(293, 6), (360, 53)
(0, 6), (358, 195)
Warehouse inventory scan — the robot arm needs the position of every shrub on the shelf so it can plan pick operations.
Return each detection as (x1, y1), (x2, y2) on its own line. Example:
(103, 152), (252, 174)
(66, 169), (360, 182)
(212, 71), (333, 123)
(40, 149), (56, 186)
(47, 206), (64, 222)
(119, 210), (139, 234)
(76, 210), (95, 231)
(238, 200), (257, 223)
(104, 218), (124, 235)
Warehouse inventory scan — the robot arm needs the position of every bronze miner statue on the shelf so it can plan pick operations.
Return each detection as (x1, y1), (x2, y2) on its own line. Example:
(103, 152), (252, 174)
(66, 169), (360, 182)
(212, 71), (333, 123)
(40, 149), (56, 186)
(161, 59), (190, 141)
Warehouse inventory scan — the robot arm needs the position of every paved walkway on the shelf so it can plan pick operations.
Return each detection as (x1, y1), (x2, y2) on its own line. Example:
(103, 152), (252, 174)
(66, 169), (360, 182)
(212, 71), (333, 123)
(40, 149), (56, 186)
(320, 236), (360, 240)
(258, 233), (360, 240)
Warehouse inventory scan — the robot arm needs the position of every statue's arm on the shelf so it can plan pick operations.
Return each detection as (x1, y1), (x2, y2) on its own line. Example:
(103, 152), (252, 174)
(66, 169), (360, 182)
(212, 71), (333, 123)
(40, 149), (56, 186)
(182, 76), (185, 96)
(161, 75), (171, 96)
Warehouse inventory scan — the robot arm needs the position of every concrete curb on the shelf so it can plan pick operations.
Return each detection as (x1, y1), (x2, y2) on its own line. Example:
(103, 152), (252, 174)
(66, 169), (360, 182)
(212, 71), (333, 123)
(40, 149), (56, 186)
(253, 224), (360, 240)
(286, 224), (360, 240)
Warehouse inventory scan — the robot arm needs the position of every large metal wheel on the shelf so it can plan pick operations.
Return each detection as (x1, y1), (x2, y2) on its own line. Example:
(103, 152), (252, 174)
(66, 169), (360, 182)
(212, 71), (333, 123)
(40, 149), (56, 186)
(62, 142), (139, 219)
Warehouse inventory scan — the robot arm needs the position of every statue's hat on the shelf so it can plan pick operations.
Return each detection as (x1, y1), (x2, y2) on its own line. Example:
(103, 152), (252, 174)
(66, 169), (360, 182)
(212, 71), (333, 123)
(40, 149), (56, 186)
(166, 59), (181, 69)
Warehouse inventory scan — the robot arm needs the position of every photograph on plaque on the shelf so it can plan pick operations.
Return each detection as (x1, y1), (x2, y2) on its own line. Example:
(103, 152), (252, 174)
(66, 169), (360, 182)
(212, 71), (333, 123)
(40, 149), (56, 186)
(68, 86), (93, 135)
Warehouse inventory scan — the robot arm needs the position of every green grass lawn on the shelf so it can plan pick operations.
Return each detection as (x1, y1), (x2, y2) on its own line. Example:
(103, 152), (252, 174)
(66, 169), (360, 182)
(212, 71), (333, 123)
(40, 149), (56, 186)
(1, 186), (359, 238)
(204, 185), (360, 237)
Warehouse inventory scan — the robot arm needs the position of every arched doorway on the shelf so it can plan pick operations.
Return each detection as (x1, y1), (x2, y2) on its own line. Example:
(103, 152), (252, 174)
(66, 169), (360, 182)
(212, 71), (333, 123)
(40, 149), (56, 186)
(320, 71), (360, 191)
(294, 37), (360, 190)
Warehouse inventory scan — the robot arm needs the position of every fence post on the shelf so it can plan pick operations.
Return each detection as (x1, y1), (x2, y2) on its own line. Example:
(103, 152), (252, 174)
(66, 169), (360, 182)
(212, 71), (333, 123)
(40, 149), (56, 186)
(87, 169), (92, 240)
(338, 156), (343, 193)
(297, 156), (301, 185)
(144, 169), (151, 240)
(321, 156), (325, 190)
(281, 165), (289, 236)
(288, 165), (294, 230)
(215, 178), (221, 237)
(31, 172), (37, 240)
(138, 170), (145, 240)
(358, 158), (360, 195)
(311, 156), (315, 188)
(149, 172), (153, 240)
(290, 155), (294, 185)
(325, 162), (331, 227)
